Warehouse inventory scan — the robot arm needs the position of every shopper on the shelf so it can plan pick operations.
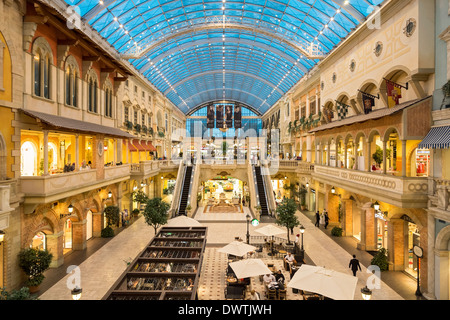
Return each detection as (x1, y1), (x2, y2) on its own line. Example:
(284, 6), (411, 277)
(324, 211), (329, 229)
(349, 255), (362, 277)
(314, 211), (320, 227)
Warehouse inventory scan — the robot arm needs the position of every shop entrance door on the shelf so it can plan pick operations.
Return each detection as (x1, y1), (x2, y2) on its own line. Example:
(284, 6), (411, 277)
(63, 219), (73, 253)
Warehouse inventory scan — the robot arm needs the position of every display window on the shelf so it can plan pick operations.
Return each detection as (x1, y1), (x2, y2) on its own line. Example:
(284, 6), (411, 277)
(414, 149), (430, 177)
(405, 222), (420, 278)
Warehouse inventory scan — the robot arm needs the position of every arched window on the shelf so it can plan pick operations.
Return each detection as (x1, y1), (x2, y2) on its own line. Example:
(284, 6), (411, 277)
(87, 70), (99, 113)
(65, 56), (79, 107)
(32, 38), (53, 99)
(104, 81), (113, 118)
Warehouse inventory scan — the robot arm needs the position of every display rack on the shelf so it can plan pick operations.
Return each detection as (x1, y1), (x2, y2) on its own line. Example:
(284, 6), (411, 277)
(103, 226), (207, 300)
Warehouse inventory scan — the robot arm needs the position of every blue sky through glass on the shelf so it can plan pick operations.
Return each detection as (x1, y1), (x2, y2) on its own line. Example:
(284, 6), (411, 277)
(64, 0), (385, 114)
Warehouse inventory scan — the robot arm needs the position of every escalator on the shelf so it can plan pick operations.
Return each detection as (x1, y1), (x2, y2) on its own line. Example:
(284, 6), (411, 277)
(254, 166), (269, 216)
(178, 165), (193, 215)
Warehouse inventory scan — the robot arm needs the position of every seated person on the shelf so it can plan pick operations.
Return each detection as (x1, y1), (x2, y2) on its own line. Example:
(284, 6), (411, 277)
(275, 270), (285, 284)
(284, 252), (297, 271)
(263, 273), (276, 286)
(284, 252), (297, 265)
(248, 290), (261, 300)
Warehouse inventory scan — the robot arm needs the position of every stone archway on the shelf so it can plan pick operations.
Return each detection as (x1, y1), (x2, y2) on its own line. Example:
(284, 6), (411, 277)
(434, 225), (450, 300)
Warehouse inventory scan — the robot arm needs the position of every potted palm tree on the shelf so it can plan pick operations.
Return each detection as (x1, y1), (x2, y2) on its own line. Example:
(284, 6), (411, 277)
(18, 248), (53, 293)
(185, 204), (192, 216)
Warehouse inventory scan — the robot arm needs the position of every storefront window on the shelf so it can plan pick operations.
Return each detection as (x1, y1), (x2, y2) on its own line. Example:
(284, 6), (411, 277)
(414, 149), (430, 177)
(406, 221), (420, 278)
(63, 219), (72, 252)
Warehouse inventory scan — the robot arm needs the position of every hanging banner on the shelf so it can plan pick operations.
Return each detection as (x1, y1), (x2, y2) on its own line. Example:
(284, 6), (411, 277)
(207, 105), (215, 128)
(362, 93), (375, 114)
(385, 79), (405, 108)
(335, 101), (350, 120)
(225, 104), (233, 128)
(234, 105), (241, 129)
(215, 104), (224, 128)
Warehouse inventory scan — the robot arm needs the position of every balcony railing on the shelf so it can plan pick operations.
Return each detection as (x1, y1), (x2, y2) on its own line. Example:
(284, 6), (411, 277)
(312, 165), (429, 207)
(20, 169), (98, 197)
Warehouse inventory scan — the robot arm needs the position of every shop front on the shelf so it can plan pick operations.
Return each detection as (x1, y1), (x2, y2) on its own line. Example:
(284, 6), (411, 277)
(271, 177), (288, 203)
(203, 177), (243, 212)
(403, 215), (421, 278)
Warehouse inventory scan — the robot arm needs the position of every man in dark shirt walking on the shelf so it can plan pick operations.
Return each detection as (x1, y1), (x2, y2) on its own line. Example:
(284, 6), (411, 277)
(349, 255), (362, 277)
(314, 211), (320, 228)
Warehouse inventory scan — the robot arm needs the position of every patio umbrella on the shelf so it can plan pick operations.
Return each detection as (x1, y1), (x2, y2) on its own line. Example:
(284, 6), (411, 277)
(218, 241), (257, 257)
(166, 215), (202, 227)
(287, 265), (358, 300)
(255, 224), (285, 256)
(229, 259), (273, 279)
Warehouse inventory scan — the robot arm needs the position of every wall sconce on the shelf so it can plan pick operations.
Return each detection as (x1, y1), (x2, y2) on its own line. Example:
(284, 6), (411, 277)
(331, 186), (336, 194)
(306, 182), (309, 188)
(108, 191), (112, 198)
(0, 230), (5, 244)
(68, 204), (74, 213)
(373, 201), (380, 211)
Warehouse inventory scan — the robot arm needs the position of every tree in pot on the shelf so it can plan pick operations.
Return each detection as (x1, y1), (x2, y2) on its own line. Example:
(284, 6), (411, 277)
(275, 198), (300, 244)
(142, 197), (169, 234)
(18, 248), (53, 292)
(298, 186), (307, 210)
(102, 205), (120, 237)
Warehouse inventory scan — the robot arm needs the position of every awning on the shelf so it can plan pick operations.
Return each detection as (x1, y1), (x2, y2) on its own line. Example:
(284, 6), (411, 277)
(143, 141), (157, 152)
(418, 126), (450, 149)
(131, 140), (146, 152)
(22, 109), (135, 139)
(125, 140), (137, 152)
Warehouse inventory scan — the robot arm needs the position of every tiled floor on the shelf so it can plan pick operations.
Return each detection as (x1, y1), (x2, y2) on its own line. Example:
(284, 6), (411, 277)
(38, 207), (408, 300)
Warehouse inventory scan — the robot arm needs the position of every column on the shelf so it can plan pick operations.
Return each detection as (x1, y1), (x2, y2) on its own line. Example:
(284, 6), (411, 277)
(390, 218), (406, 271)
(367, 140), (372, 172)
(344, 143), (348, 169)
(363, 208), (376, 251)
(43, 130), (49, 176)
(46, 231), (64, 268)
(92, 211), (103, 238)
(75, 134), (79, 170)
(401, 140), (407, 177)
(382, 140), (387, 174)
(72, 219), (87, 250)
(357, 208), (367, 250)
(327, 143), (331, 166)
(343, 199), (353, 236)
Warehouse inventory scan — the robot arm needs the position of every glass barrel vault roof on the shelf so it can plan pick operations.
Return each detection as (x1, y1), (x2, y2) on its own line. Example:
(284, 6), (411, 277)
(64, 0), (385, 114)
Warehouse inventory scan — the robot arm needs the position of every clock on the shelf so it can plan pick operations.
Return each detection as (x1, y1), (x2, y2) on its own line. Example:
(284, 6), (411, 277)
(413, 245), (423, 258)
(98, 141), (104, 157)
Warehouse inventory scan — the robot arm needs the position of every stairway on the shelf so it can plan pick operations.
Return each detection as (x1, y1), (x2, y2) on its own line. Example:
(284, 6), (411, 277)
(178, 165), (193, 215)
(254, 166), (269, 216)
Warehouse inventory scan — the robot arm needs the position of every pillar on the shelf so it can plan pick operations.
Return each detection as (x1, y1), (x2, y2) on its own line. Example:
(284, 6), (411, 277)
(344, 143), (348, 169)
(71, 219), (87, 250)
(382, 140), (387, 174)
(367, 140), (372, 172)
(43, 130), (49, 176)
(327, 143), (331, 166)
(343, 199), (353, 236)
(358, 208), (376, 251)
(75, 134), (79, 170)
(46, 231), (64, 268)
(306, 135), (312, 163)
(92, 212), (103, 238)
(390, 218), (405, 271)
(401, 140), (407, 177)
